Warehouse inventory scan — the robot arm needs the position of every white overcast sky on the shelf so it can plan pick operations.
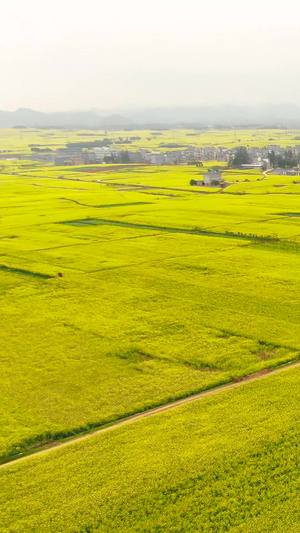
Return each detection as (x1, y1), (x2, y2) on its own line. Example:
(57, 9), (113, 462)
(1, 0), (300, 111)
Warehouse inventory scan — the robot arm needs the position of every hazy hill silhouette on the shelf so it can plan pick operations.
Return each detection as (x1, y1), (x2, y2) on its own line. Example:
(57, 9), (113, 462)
(2, 105), (300, 129)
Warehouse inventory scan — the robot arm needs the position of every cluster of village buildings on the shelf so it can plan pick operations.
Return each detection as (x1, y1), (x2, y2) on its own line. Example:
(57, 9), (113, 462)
(2, 141), (300, 174)
(31, 143), (300, 168)
(27, 145), (230, 166)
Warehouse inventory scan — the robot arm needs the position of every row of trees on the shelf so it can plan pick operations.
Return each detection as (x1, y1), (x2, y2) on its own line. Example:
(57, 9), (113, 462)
(229, 147), (300, 169)
(269, 150), (300, 169)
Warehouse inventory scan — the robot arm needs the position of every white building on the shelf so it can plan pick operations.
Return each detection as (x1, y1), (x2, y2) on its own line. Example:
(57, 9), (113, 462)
(148, 152), (166, 165)
(203, 169), (223, 186)
(93, 147), (119, 161)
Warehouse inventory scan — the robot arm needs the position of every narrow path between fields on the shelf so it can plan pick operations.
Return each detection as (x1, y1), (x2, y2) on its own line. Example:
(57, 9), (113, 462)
(1, 358), (300, 469)
(262, 168), (274, 179)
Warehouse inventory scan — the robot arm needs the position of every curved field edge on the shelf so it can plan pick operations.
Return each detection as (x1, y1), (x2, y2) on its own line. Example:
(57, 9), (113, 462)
(1, 365), (300, 532)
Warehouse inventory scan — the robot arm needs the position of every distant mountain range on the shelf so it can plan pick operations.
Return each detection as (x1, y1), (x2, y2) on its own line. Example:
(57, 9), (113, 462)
(0, 108), (128, 129)
(2, 105), (300, 129)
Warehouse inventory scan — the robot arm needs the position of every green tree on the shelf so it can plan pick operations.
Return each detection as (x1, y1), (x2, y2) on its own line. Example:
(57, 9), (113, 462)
(119, 150), (130, 163)
(230, 147), (251, 167)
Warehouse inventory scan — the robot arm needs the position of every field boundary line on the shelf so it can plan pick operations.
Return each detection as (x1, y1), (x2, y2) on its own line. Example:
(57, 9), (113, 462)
(1, 358), (300, 469)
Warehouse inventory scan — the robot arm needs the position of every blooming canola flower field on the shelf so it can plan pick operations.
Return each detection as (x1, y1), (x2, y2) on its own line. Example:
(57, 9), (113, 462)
(2, 129), (300, 532)
(1, 161), (300, 455)
(2, 365), (300, 532)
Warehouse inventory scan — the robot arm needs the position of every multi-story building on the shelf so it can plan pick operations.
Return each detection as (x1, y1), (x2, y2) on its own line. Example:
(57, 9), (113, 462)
(93, 147), (119, 161)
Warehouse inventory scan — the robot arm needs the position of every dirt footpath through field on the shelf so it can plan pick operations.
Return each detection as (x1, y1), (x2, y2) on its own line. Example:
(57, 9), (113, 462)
(1, 360), (300, 469)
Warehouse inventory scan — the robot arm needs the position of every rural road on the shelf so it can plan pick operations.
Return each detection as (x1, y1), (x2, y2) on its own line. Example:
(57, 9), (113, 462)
(1, 359), (300, 469)
(262, 168), (273, 179)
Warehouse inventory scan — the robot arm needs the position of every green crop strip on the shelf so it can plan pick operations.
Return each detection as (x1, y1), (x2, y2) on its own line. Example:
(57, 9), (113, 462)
(60, 218), (279, 242)
(60, 198), (154, 208)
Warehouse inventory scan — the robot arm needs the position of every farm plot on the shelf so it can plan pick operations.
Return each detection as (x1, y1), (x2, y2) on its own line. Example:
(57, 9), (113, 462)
(1, 167), (300, 457)
(1, 365), (300, 532)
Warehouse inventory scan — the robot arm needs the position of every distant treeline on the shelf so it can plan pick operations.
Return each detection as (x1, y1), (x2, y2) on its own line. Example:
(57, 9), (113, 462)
(159, 143), (188, 148)
(30, 146), (54, 153)
(65, 136), (141, 149)
(66, 139), (112, 149)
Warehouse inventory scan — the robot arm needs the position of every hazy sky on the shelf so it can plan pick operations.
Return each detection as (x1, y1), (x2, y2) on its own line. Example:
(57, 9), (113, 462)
(1, 0), (300, 111)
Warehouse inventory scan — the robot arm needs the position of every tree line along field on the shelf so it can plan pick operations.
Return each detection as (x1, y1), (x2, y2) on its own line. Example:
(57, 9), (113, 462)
(1, 161), (300, 457)
(1, 365), (300, 532)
